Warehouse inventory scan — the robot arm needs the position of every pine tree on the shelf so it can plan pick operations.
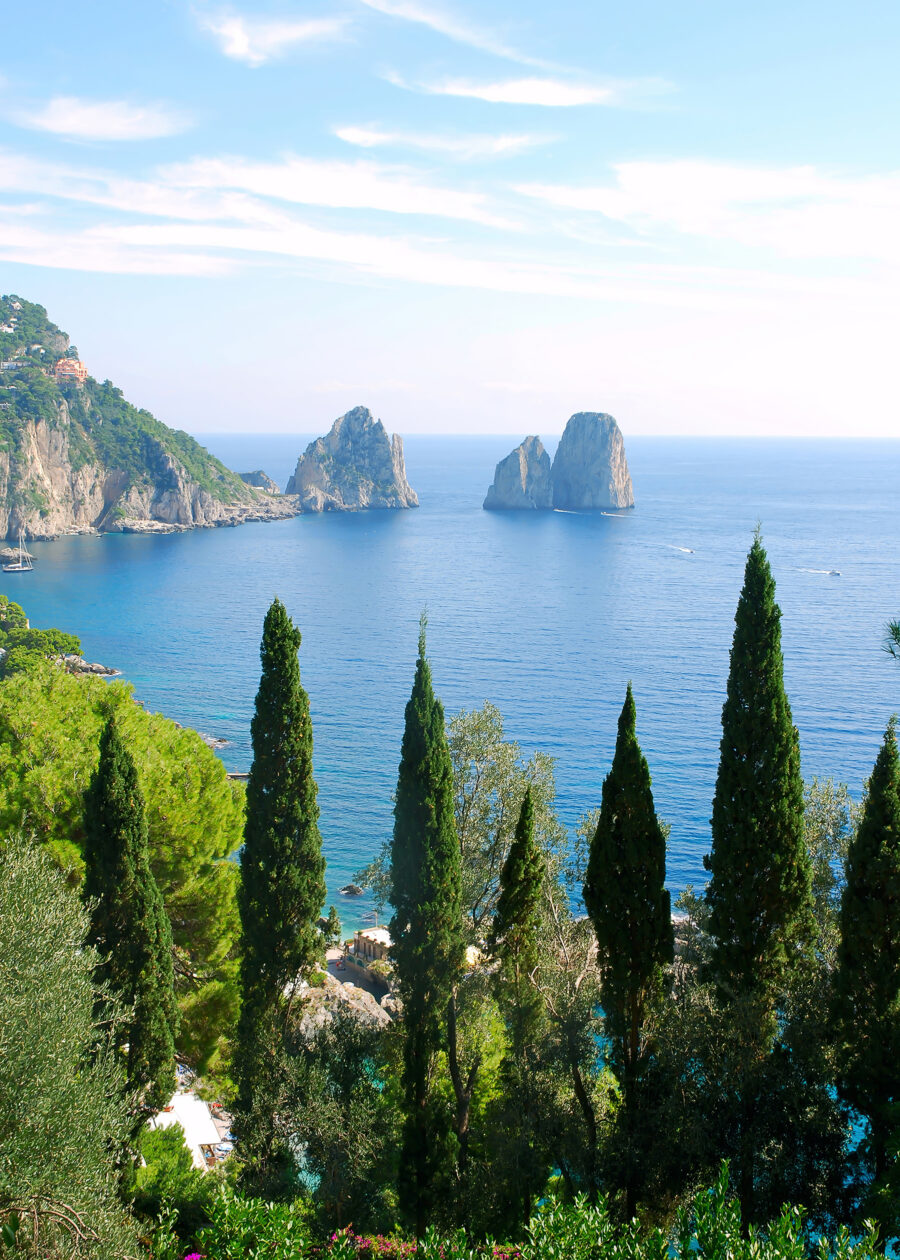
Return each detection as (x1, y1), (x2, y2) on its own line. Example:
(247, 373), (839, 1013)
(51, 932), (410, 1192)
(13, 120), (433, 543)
(234, 597), (327, 1191)
(83, 715), (177, 1115)
(490, 785), (547, 1224)
(834, 718), (900, 1182)
(705, 531), (813, 1006)
(583, 684), (673, 1219)
(703, 532), (814, 1224)
(390, 616), (464, 1236)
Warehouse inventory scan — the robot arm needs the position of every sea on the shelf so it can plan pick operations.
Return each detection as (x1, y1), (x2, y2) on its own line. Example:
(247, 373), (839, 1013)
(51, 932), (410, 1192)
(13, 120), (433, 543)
(9, 436), (900, 933)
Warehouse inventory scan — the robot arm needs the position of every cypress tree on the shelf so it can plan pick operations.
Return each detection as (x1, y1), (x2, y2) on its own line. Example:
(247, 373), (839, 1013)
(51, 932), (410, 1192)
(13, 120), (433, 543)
(490, 785), (547, 1225)
(705, 531), (813, 1006)
(703, 531), (813, 1224)
(390, 616), (464, 1236)
(583, 684), (673, 1219)
(491, 786), (545, 1056)
(834, 718), (900, 1182)
(234, 597), (327, 1190)
(83, 715), (177, 1115)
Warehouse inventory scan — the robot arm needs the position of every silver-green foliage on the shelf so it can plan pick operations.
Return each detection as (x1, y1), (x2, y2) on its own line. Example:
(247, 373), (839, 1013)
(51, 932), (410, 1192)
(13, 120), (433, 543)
(0, 836), (139, 1259)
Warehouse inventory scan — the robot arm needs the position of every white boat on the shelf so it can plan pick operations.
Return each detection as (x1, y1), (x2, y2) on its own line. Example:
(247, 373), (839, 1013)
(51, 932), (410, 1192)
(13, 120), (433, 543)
(2, 532), (33, 573)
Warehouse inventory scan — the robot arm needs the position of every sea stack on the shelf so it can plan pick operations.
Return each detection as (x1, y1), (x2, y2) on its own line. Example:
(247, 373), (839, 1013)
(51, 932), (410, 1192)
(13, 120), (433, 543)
(286, 406), (419, 512)
(483, 412), (634, 511)
(550, 412), (634, 510)
(483, 436), (552, 510)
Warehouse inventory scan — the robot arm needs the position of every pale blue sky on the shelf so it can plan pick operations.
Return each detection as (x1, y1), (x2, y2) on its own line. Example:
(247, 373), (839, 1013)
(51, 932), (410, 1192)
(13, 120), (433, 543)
(1, 1), (898, 436)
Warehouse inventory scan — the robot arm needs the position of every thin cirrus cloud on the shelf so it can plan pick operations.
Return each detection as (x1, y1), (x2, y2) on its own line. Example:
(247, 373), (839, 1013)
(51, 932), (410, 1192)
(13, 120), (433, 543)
(162, 153), (519, 228)
(198, 12), (350, 66)
(13, 96), (189, 141)
(356, 0), (551, 68)
(0, 147), (516, 231)
(334, 125), (552, 160)
(384, 72), (617, 107)
(517, 160), (900, 262)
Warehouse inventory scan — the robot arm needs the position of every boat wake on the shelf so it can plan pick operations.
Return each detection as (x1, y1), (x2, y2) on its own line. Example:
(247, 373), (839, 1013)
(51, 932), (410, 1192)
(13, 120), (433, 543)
(797, 567), (841, 576)
(665, 544), (695, 554)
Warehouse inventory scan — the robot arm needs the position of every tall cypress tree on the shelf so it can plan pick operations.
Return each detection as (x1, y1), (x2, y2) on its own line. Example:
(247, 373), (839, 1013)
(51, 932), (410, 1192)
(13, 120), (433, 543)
(491, 786), (545, 1056)
(705, 532), (813, 1005)
(703, 532), (813, 1224)
(234, 597), (327, 1190)
(490, 785), (546, 1225)
(834, 718), (900, 1182)
(83, 715), (177, 1115)
(583, 684), (673, 1219)
(390, 616), (464, 1237)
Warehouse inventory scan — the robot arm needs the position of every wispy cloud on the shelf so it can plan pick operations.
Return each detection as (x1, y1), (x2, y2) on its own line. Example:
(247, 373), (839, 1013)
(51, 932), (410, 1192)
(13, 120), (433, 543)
(334, 125), (551, 160)
(198, 11), (350, 66)
(517, 160), (900, 262)
(385, 72), (618, 107)
(13, 96), (189, 141)
(356, 0), (549, 68)
(163, 153), (518, 227)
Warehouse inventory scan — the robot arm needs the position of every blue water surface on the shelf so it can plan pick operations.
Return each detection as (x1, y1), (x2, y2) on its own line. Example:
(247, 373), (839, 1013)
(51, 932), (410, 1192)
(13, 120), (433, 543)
(8, 436), (900, 931)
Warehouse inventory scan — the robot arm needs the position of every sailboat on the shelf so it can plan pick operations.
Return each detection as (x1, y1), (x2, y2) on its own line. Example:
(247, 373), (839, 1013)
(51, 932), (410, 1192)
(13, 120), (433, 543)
(2, 531), (33, 573)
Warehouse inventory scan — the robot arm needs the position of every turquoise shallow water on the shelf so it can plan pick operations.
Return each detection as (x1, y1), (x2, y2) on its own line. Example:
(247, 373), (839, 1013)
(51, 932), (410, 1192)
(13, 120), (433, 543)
(7, 436), (900, 933)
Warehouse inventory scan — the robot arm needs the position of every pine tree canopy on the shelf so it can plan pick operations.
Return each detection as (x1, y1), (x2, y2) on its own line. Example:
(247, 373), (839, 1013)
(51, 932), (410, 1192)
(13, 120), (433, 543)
(834, 717), (900, 1163)
(705, 532), (813, 1006)
(239, 597), (326, 1007)
(583, 684), (672, 1069)
(83, 715), (177, 1111)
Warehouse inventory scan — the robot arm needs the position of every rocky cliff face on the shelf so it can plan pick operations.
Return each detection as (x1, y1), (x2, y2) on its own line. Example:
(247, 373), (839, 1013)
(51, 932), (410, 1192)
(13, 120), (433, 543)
(482, 412), (634, 512)
(286, 406), (418, 511)
(0, 293), (299, 540)
(0, 400), (296, 541)
(483, 435), (552, 509)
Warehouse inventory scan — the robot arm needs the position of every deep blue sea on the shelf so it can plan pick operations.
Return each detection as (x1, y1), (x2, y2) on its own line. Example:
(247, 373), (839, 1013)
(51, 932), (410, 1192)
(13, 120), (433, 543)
(8, 436), (900, 932)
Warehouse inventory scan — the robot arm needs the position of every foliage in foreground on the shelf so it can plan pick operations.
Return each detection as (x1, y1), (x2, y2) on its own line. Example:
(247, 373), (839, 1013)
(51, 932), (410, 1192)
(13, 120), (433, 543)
(0, 836), (139, 1259)
(158, 1166), (885, 1260)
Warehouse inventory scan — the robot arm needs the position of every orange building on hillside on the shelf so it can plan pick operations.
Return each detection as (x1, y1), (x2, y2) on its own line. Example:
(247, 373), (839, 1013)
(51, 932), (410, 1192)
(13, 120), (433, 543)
(54, 358), (87, 384)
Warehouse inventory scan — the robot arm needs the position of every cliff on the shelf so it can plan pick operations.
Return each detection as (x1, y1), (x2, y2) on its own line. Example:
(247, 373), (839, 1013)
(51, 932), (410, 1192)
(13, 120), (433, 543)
(483, 412), (634, 512)
(0, 294), (298, 540)
(551, 412), (634, 510)
(483, 436), (551, 509)
(286, 406), (418, 511)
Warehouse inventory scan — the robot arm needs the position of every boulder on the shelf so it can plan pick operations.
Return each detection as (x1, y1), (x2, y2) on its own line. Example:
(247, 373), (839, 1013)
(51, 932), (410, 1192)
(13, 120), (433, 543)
(285, 406), (418, 511)
(550, 412), (634, 510)
(483, 436), (552, 510)
(239, 470), (280, 494)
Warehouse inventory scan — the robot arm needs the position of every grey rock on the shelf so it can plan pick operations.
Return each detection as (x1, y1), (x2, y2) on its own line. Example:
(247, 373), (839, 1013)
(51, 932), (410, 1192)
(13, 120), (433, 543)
(293, 970), (392, 1040)
(239, 470), (280, 494)
(483, 435), (552, 510)
(285, 406), (418, 512)
(550, 412), (634, 510)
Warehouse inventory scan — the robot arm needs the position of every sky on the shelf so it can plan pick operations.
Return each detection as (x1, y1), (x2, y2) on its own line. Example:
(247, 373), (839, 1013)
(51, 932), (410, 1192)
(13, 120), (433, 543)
(1, 1), (899, 437)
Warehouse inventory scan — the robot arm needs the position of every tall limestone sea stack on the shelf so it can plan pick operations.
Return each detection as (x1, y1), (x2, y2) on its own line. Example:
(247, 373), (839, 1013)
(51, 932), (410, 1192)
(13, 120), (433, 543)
(484, 412), (634, 511)
(286, 406), (418, 512)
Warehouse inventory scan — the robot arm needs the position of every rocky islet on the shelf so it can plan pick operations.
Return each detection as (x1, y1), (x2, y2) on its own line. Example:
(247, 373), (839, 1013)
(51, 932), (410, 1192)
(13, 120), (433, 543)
(484, 411), (635, 512)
